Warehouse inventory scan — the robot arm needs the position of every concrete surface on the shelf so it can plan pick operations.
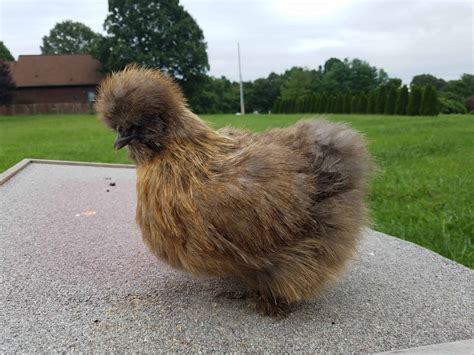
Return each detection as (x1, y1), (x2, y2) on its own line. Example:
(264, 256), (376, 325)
(1, 161), (472, 353)
(379, 339), (474, 354)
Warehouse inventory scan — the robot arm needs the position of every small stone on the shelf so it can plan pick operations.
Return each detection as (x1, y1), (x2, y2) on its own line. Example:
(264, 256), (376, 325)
(109, 182), (116, 186)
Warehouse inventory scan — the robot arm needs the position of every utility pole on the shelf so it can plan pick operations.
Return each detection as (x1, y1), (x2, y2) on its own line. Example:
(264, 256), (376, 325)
(237, 42), (245, 115)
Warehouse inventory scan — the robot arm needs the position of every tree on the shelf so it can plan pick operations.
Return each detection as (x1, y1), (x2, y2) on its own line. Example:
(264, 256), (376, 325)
(465, 96), (474, 113)
(385, 85), (397, 114)
(295, 97), (305, 113)
(443, 80), (470, 100)
(366, 91), (375, 114)
(0, 61), (16, 105)
(279, 67), (320, 100)
(358, 95), (368, 114)
(191, 76), (239, 114)
(420, 85), (439, 116)
(396, 85), (409, 115)
(0, 42), (14, 61)
(323, 58), (343, 73)
(311, 95), (320, 113)
(41, 20), (101, 55)
(334, 93), (344, 113)
(98, 0), (209, 104)
(376, 86), (387, 114)
(439, 97), (467, 114)
(343, 93), (351, 113)
(386, 78), (402, 90)
(326, 96), (336, 113)
(411, 74), (446, 91)
(461, 74), (474, 96)
(320, 94), (328, 113)
(351, 95), (358, 113)
(407, 86), (423, 115)
(272, 99), (282, 113)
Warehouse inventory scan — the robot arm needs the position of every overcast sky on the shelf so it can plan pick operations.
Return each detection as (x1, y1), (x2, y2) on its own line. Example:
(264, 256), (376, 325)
(0, 0), (472, 83)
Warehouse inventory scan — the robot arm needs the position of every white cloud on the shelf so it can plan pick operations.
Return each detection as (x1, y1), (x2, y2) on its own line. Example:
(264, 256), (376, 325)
(289, 39), (345, 53)
(1, 0), (472, 84)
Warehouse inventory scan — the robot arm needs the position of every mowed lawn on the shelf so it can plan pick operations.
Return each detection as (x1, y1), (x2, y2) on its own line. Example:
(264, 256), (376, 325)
(0, 113), (472, 267)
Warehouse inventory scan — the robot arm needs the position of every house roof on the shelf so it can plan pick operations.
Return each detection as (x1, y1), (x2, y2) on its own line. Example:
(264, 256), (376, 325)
(7, 54), (102, 87)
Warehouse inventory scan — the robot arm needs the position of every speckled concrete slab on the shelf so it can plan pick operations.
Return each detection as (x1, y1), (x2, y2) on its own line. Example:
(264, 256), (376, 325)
(1, 161), (472, 353)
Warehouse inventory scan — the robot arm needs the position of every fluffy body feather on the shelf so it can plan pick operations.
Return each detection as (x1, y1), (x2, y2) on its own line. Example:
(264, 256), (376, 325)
(96, 66), (371, 316)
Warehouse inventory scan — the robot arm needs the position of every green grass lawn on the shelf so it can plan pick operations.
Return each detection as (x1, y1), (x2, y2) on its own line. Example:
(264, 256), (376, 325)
(1, 113), (472, 267)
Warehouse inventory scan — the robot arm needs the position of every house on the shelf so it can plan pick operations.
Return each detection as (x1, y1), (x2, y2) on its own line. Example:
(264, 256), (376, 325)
(7, 54), (102, 106)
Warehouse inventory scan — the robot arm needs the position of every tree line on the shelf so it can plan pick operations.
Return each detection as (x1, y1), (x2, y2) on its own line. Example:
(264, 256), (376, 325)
(272, 84), (439, 116)
(1, 0), (473, 114)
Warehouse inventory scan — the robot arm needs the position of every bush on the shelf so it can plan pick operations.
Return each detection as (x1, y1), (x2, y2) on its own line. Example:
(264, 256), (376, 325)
(439, 97), (467, 114)
(464, 96), (474, 112)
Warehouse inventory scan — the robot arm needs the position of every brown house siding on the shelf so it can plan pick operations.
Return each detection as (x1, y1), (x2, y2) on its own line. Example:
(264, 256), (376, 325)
(13, 85), (97, 104)
(1, 54), (102, 115)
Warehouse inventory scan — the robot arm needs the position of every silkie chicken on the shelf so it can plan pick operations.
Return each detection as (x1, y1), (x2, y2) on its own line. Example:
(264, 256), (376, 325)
(96, 65), (371, 316)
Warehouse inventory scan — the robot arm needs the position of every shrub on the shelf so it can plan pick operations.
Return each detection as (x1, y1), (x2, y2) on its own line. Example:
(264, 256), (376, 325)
(464, 96), (474, 112)
(439, 97), (467, 114)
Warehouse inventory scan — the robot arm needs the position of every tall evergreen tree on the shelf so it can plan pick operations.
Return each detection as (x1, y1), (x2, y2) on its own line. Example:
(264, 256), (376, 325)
(420, 85), (439, 116)
(296, 97), (304, 113)
(359, 95), (368, 113)
(303, 96), (311, 113)
(407, 85), (423, 115)
(396, 85), (409, 115)
(343, 93), (352, 113)
(272, 99), (281, 113)
(385, 86), (397, 114)
(366, 91), (375, 113)
(351, 95), (358, 113)
(305, 95), (312, 112)
(334, 93), (344, 113)
(311, 95), (320, 113)
(320, 94), (328, 113)
(376, 86), (387, 113)
(328, 96), (336, 113)
(290, 98), (297, 113)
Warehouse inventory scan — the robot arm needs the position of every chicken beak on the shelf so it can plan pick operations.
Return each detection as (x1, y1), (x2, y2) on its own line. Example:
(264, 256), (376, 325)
(114, 133), (136, 150)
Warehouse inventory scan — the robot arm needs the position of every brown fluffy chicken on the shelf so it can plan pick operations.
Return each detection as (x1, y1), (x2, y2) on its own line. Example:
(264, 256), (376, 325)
(96, 65), (371, 316)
